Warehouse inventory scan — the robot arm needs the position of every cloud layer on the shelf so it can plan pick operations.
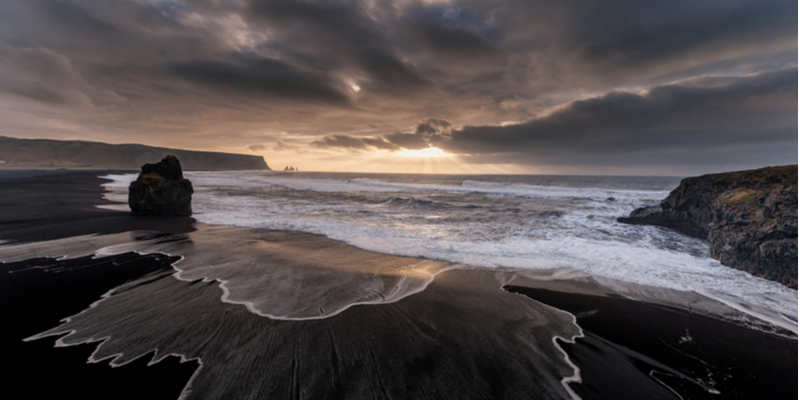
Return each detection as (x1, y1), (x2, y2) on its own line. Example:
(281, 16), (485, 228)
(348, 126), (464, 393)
(0, 0), (795, 173)
(441, 69), (797, 168)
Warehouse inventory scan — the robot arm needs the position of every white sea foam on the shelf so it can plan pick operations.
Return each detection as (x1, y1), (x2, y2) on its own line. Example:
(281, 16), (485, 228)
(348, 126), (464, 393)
(89, 171), (798, 334)
(96, 173), (138, 211)
(99, 173), (137, 203)
(19, 255), (584, 400)
(460, 179), (667, 202)
(1, 228), (456, 321)
(188, 171), (668, 204)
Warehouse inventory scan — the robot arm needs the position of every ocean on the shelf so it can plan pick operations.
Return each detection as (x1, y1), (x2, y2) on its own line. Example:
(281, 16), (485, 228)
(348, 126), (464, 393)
(1, 169), (795, 399)
(101, 171), (797, 333)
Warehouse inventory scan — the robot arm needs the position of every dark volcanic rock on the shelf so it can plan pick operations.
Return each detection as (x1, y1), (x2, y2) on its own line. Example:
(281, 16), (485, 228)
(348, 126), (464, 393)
(619, 165), (798, 288)
(141, 154), (184, 181)
(128, 155), (193, 216)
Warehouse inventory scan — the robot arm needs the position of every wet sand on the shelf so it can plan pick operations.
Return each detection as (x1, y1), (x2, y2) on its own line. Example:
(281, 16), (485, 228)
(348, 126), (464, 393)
(0, 170), (796, 399)
(505, 285), (797, 399)
(0, 169), (195, 243)
(0, 253), (197, 400)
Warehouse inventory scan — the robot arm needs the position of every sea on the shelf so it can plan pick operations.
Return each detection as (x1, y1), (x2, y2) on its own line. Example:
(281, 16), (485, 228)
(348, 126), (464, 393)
(101, 171), (797, 333)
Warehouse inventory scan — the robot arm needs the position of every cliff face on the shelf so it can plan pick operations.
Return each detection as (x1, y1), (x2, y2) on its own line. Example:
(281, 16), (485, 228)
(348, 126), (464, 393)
(0, 136), (270, 171)
(619, 165), (797, 288)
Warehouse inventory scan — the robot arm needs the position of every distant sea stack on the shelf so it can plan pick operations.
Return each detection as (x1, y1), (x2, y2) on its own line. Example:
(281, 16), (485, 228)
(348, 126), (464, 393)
(619, 165), (798, 288)
(0, 136), (270, 171)
(128, 155), (193, 216)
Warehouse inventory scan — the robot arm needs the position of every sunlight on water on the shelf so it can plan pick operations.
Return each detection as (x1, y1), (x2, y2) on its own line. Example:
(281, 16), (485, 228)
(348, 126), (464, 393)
(96, 171), (797, 334)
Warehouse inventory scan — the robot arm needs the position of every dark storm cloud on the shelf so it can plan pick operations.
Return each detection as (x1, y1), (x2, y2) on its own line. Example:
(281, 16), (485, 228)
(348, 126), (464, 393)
(249, 0), (376, 45)
(247, 0), (431, 93)
(169, 57), (352, 105)
(438, 68), (797, 167)
(558, 0), (797, 65)
(0, 80), (71, 104)
(247, 0), (374, 71)
(406, 19), (496, 57)
(0, 44), (95, 107)
(42, 0), (119, 36)
(0, 80), (65, 104)
(440, 72), (506, 97)
(357, 48), (432, 91)
(415, 118), (453, 136)
(0, 0), (796, 173)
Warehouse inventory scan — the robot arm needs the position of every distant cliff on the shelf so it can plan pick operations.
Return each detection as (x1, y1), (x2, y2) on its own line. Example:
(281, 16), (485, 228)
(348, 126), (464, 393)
(0, 136), (269, 171)
(619, 165), (798, 288)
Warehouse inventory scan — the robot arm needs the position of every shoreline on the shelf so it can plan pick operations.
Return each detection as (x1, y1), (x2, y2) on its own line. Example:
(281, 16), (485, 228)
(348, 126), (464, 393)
(505, 285), (797, 399)
(0, 251), (198, 400)
(103, 169), (797, 336)
(0, 169), (797, 399)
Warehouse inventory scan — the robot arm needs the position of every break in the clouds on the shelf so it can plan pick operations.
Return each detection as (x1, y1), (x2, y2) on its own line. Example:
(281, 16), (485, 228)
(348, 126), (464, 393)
(0, 0), (796, 174)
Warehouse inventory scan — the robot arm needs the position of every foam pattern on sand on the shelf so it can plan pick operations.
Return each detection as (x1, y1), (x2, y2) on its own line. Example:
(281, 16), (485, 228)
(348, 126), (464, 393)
(14, 252), (584, 400)
(93, 172), (799, 334)
(0, 226), (454, 320)
(101, 171), (793, 335)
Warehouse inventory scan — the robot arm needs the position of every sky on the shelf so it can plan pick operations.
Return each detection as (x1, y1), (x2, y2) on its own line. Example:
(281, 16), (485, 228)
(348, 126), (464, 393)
(0, 0), (797, 175)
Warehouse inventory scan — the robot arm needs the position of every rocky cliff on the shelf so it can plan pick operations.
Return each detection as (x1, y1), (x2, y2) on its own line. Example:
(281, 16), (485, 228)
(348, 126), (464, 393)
(0, 136), (270, 171)
(619, 165), (797, 288)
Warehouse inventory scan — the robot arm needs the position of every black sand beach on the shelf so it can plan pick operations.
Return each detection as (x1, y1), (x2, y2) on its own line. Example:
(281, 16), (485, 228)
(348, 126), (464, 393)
(0, 170), (797, 399)
(505, 286), (797, 399)
(0, 170), (198, 399)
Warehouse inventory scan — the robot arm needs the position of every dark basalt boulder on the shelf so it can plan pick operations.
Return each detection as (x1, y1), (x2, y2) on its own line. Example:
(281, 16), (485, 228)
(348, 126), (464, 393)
(128, 155), (193, 216)
(619, 165), (797, 288)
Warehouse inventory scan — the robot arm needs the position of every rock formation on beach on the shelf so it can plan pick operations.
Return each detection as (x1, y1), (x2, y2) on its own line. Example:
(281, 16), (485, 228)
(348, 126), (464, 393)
(619, 165), (798, 288)
(128, 155), (193, 216)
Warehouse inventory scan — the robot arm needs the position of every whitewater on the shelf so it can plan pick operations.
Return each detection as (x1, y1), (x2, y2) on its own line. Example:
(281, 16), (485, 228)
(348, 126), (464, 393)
(101, 171), (797, 334)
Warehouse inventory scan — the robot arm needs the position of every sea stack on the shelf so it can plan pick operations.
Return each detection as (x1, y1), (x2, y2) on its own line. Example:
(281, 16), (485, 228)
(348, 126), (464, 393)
(619, 165), (798, 288)
(128, 155), (194, 216)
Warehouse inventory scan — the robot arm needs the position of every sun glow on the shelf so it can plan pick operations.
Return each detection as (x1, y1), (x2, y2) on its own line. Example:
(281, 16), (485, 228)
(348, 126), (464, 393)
(399, 147), (446, 158)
